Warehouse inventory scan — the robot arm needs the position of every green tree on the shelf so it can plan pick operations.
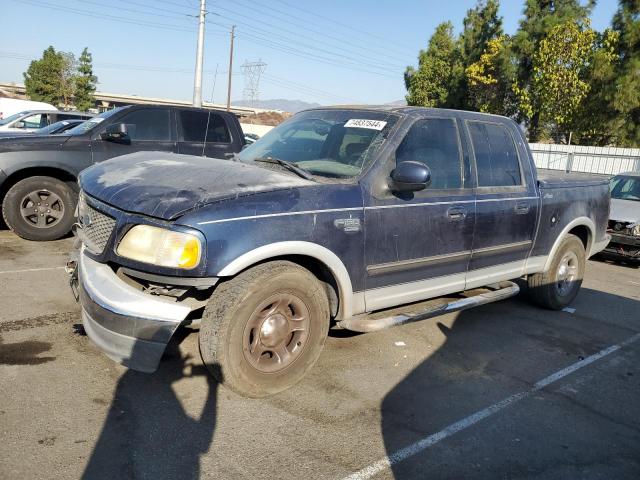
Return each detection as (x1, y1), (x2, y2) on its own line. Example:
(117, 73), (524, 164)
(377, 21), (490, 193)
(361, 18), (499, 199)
(74, 47), (97, 111)
(569, 29), (620, 145)
(405, 22), (462, 107)
(460, 0), (503, 67)
(515, 20), (597, 142)
(466, 35), (517, 115)
(513, 0), (595, 140)
(610, 0), (640, 146)
(23, 46), (69, 106)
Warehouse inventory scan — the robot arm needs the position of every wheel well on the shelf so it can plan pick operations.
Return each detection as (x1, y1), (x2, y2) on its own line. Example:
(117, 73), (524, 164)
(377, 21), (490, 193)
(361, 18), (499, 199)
(568, 225), (590, 251)
(238, 254), (341, 318)
(0, 167), (78, 208)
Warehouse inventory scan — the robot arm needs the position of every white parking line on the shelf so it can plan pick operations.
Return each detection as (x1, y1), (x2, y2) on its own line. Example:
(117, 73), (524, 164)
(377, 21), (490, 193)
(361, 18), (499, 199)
(0, 266), (66, 275)
(343, 331), (640, 480)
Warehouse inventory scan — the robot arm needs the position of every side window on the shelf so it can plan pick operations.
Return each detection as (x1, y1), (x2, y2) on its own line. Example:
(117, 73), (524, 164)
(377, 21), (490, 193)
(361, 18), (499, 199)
(468, 122), (522, 187)
(20, 114), (44, 129)
(118, 109), (171, 141)
(206, 114), (230, 143)
(395, 118), (462, 189)
(179, 110), (208, 142)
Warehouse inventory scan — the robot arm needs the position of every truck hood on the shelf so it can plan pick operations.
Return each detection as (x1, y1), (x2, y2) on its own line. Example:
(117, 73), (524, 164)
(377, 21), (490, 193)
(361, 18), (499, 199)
(79, 151), (314, 220)
(610, 198), (640, 224)
(0, 134), (71, 152)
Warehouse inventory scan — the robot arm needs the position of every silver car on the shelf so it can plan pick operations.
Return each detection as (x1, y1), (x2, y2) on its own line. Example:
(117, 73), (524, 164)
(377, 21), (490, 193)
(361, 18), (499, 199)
(604, 172), (640, 262)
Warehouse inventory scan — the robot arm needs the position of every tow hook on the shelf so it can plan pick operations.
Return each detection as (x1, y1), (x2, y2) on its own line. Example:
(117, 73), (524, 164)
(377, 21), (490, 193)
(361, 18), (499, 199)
(66, 259), (79, 302)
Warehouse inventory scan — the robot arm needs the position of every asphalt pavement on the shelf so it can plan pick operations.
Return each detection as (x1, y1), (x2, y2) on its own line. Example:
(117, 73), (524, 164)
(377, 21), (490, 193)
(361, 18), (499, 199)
(0, 230), (639, 479)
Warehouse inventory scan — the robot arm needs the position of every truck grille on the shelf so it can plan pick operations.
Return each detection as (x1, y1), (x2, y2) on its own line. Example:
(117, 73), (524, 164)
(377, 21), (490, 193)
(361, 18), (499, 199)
(78, 193), (116, 254)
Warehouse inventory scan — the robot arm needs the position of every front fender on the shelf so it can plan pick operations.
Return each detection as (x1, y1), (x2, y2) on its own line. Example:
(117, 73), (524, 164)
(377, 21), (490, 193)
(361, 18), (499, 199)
(217, 241), (357, 320)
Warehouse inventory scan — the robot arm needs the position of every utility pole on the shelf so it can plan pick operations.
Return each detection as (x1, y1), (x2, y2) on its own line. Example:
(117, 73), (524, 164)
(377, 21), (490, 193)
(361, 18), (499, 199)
(192, 0), (206, 107)
(226, 25), (235, 112)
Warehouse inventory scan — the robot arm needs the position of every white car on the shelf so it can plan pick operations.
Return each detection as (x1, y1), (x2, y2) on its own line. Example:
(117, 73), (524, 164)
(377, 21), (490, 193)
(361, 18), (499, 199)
(0, 109), (93, 132)
(0, 98), (57, 121)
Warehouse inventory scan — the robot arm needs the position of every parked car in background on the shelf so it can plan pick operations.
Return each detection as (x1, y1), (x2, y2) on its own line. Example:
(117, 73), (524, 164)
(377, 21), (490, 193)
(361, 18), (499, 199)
(69, 106), (610, 397)
(0, 104), (245, 241)
(244, 132), (260, 145)
(0, 119), (87, 139)
(0, 98), (57, 120)
(0, 110), (93, 132)
(604, 172), (640, 262)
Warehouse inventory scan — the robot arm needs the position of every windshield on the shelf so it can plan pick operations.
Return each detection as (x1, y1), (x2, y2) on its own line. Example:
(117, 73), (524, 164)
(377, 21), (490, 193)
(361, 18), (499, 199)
(0, 111), (30, 126)
(238, 109), (399, 179)
(35, 121), (69, 135)
(610, 175), (640, 201)
(66, 107), (126, 135)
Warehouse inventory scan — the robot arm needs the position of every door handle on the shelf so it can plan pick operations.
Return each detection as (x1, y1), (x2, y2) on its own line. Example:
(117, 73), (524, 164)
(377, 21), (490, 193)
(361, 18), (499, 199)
(447, 206), (467, 221)
(514, 202), (530, 215)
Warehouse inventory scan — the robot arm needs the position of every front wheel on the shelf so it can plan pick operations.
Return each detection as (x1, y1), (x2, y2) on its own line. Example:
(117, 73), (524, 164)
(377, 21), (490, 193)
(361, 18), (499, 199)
(528, 233), (586, 310)
(2, 176), (76, 241)
(199, 261), (330, 397)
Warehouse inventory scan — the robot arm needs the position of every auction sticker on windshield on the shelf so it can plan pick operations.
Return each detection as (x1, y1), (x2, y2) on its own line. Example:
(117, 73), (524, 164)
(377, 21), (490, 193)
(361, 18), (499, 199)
(344, 119), (387, 130)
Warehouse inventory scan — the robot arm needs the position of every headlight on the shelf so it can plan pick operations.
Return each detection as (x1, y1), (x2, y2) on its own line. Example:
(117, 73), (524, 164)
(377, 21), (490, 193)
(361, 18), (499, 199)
(117, 225), (202, 269)
(632, 224), (640, 236)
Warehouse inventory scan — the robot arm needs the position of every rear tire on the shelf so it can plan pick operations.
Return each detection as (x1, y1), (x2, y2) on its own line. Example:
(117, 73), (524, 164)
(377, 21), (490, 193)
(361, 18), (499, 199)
(199, 261), (330, 398)
(528, 234), (585, 310)
(2, 176), (76, 241)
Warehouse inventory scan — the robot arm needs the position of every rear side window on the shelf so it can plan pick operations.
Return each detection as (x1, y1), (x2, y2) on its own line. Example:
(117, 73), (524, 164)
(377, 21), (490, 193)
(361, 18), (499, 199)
(468, 122), (522, 187)
(118, 109), (171, 141)
(179, 111), (230, 143)
(395, 118), (462, 189)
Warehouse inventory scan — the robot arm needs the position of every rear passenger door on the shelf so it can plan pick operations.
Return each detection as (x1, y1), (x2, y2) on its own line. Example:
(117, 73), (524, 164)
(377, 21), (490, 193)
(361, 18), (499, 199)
(464, 120), (538, 289)
(90, 108), (176, 163)
(177, 110), (235, 159)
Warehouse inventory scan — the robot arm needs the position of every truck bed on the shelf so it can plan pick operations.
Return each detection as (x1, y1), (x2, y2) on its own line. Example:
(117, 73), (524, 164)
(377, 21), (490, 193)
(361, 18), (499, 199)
(537, 169), (609, 188)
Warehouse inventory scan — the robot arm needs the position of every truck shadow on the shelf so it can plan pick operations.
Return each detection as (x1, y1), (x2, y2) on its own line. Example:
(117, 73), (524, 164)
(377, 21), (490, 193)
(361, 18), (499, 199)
(379, 286), (640, 478)
(82, 330), (221, 480)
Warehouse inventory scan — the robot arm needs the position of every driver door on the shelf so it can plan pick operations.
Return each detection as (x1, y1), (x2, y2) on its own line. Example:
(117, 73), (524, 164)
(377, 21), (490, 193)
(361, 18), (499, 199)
(363, 115), (475, 312)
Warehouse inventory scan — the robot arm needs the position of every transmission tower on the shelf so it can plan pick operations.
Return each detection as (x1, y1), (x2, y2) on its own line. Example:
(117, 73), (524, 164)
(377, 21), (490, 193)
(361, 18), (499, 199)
(241, 59), (267, 106)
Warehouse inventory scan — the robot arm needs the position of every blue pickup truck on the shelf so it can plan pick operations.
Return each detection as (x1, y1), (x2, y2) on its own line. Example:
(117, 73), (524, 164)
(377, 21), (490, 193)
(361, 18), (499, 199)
(70, 106), (610, 397)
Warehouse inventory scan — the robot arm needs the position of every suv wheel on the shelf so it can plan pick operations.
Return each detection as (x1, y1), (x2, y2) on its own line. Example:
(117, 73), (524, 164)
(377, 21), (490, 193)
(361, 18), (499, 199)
(2, 176), (76, 241)
(199, 260), (330, 397)
(528, 233), (586, 310)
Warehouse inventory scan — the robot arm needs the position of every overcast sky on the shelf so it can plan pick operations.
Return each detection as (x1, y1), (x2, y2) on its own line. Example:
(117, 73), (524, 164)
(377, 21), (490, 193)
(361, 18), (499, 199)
(0, 0), (620, 105)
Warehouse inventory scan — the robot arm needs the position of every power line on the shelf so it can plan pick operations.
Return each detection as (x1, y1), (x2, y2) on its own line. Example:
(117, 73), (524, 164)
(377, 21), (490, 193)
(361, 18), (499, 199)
(271, 0), (417, 53)
(219, 0), (410, 65)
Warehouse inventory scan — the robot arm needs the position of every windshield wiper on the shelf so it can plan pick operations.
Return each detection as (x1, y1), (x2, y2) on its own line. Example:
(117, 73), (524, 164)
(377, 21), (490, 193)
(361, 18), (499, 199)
(254, 156), (314, 180)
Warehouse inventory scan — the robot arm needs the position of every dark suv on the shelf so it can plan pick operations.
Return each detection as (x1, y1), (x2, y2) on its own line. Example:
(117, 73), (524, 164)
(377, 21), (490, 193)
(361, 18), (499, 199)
(0, 105), (245, 240)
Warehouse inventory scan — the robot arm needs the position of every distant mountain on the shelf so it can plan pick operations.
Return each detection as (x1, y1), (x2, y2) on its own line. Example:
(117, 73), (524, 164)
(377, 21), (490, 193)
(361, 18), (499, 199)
(233, 99), (322, 113)
(386, 99), (407, 106)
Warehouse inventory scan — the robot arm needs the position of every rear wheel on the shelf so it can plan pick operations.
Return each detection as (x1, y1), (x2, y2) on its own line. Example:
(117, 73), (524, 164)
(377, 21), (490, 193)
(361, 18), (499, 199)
(528, 234), (586, 310)
(2, 176), (76, 241)
(199, 261), (330, 397)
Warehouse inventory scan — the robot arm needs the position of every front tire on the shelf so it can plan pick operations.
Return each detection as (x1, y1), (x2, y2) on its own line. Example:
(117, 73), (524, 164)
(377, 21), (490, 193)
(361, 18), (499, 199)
(2, 176), (76, 241)
(528, 233), (586, 310)
(199, 261), (330, 397)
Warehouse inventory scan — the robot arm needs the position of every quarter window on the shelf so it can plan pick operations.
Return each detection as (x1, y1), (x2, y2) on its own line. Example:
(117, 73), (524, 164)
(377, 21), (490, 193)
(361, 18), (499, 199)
(118, 109), (171, 141)
(468, 122), (522, 187)
(395, 118), (462, 189)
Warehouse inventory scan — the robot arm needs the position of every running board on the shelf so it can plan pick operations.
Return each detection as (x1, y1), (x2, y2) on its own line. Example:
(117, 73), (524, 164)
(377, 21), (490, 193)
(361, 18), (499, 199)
(338, 281), (520, 333)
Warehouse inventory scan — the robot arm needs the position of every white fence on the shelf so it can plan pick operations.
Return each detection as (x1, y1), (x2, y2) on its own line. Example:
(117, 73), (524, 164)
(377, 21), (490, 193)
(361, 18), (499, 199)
(529, 143), (640, 176)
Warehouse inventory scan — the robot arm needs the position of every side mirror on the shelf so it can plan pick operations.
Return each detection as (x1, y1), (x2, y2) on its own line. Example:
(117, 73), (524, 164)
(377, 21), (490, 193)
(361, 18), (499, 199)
(389, 161), (431, 192)
(14, 121), (26, 129)
(100, 123), (128, 141)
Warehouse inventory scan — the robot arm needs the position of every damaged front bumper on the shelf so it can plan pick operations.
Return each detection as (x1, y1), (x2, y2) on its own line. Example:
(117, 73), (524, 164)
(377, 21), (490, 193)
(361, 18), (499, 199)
(603, 232), (640, 260)
(70, 249), (193, 372)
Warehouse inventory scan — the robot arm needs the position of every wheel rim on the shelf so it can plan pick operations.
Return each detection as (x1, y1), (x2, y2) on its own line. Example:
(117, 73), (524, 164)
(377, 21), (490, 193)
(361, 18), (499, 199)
(19, 189), (65, 229)
(556, 251), (579, 297)
(243, 293), (310, 374)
